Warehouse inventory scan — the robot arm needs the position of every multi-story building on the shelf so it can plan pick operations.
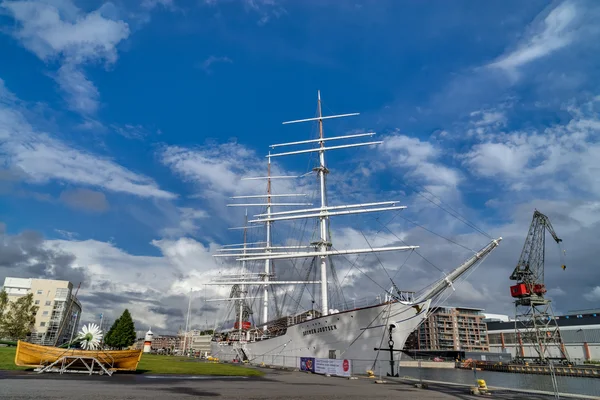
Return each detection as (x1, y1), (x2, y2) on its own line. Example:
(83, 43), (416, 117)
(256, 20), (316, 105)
(151, 335), (181, 353)
(181, 330), (211, 355)
(2, 277), (82, 346)
(411, 306), (489, 352)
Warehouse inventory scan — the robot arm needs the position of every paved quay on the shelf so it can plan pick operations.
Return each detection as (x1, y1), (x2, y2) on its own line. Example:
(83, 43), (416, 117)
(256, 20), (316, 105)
(0, 368), (586, 399)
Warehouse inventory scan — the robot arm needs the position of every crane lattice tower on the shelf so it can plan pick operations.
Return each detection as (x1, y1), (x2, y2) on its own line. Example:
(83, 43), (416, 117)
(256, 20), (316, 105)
(509, 210), (569, 364)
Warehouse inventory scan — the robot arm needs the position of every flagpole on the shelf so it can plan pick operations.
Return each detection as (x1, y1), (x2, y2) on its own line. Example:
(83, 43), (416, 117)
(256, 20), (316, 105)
(182, 289), (192, 355)
(68, 311), (78, 347)
(99, 313), (104, 345)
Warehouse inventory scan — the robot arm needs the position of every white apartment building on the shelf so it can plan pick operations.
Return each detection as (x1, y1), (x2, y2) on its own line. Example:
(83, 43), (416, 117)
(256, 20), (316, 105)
(181, 330), (212, 355)
(2, 277), (82, 346)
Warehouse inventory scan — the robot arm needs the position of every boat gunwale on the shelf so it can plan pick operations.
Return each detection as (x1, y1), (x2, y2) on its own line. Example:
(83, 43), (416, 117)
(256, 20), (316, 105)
(14, 340), (143, 370)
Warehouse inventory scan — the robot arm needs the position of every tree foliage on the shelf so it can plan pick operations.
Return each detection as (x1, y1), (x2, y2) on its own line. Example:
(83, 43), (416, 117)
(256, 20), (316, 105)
(103, 316), (120, 348)
(0, 290), (8, 335)
(0, 291), (38, 340)
(103, 309), (136, 349)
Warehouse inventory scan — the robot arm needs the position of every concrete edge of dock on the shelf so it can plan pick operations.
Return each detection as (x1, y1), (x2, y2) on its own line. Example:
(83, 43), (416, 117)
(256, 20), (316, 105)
(389, 376), (600, 399)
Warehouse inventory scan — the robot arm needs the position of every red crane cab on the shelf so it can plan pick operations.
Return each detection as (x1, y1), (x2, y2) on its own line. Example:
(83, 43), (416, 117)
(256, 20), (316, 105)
(510, 283), (529, 297)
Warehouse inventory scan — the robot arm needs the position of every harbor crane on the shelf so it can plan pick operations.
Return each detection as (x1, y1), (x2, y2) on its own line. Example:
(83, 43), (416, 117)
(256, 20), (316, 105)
(509, 210), (569, 364)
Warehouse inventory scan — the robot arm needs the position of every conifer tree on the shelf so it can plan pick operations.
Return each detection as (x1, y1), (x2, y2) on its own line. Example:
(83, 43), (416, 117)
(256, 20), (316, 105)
(103, 316), (121, 348)
(116, 309), (136, 349)
(103, 309), (136, 349)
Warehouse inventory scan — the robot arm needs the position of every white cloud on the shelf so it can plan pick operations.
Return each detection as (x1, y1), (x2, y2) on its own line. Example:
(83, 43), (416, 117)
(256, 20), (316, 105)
(381, 133), (461, 192)
(202, 0), (285, 25)
(46, 236), (232, 329)
(160, 207), (209, 237)
(1, 0), (130, 114)
(463, 96), (600, 195)
(161, 141), (279, 196)
(470, 110), (506, 128)
(583, 286), (600, 301)
(0, 78), (175, 199)
(198, 56), (233, 74)
(547, 286), (566, 297)
(487, 1), (579, 73)
(464, 141), (532, 178)
(141, 0), (175, 10)
(55, 64), (100, 114)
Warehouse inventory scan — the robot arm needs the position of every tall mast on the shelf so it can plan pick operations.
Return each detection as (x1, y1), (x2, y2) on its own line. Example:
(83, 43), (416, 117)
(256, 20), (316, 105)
(263, 155), (272, 330)
(213, 91), (430, 319)
(316, 90), (330, 315)
(239, 210), (247, 341)
(218, 161), (311, 329)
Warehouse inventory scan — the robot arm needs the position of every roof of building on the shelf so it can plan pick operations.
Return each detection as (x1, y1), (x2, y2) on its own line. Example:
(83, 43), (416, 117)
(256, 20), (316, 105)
(567, 308), (600, 315)
(487, 311), (600, 331)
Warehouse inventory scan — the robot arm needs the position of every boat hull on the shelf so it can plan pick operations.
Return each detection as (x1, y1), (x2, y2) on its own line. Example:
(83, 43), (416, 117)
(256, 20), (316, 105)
(211, 299), (431, 372)
(15, 340), (143, 371)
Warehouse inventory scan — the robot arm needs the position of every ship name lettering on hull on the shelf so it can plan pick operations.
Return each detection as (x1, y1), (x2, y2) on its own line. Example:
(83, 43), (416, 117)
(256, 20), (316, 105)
(302, 325), (338, 336)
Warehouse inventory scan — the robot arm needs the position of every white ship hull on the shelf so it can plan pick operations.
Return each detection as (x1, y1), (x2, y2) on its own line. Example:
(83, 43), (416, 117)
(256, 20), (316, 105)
(211, 299), (431, 372)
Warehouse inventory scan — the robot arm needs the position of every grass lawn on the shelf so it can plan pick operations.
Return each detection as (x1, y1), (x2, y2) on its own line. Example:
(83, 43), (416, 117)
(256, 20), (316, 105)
(137, 354), (263, 376)
(0, 346), (263, 376)
(0, 347), (29, 371)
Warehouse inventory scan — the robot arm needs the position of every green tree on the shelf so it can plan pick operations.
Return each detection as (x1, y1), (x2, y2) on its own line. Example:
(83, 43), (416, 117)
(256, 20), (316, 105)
(103, 316), (121, 349)
(0, 292), (38, 340)
(103, 309), (136, 349)
(0, 290), (9, 337)
(115, 309), (136, 349)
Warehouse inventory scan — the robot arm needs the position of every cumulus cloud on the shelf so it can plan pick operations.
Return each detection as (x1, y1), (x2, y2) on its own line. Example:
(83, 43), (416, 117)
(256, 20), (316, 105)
(0, 78), (175, 199)
(1, 0), (130, 114)
(379, 132), (462, 198)
(462, 96), (600, 196)
(0, 223), (86, 287)
(45, 233), (232, 330)
(583, 287), (600, 302)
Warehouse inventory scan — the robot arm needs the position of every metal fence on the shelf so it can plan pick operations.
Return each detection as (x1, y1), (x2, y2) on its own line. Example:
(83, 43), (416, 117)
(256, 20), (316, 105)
(246, 355), (600, 399)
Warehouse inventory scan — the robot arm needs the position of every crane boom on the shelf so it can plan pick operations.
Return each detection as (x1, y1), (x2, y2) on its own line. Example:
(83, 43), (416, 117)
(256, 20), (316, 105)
(509, 210), (561, 289)
(509, 210), (569, 363)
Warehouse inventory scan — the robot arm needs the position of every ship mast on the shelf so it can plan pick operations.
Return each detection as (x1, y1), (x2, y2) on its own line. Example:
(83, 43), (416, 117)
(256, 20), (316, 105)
(239, 210), (247, 342)
(316, 91), (330, 315)
(239, 91), (416, 317)
(213, 91), (420, 319)
(263, 154), (272, 330)
(216, 160), (312, 331)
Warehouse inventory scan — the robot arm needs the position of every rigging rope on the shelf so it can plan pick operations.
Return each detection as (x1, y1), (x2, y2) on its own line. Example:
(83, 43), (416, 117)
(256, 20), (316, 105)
(413, 183), (492, 239)
(338, 302), (392, 358)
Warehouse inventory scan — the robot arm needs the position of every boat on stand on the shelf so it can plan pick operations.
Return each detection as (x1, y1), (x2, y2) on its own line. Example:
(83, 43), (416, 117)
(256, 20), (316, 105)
(207, 91), (502, 375)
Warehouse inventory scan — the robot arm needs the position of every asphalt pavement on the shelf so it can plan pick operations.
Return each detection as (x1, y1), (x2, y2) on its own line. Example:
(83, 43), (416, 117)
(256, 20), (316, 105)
(0, 368), (584, 399)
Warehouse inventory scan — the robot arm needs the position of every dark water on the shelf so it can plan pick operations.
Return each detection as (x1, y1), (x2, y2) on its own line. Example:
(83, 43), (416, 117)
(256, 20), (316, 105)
(395, 366), (599, 398)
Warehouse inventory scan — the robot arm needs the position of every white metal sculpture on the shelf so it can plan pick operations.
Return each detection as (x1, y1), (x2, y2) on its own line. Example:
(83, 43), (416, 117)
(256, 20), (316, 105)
(77, 323), (103, 350)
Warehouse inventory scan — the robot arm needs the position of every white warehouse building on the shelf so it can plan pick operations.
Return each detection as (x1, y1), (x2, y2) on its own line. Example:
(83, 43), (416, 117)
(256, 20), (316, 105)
(486, 309), (600, 362)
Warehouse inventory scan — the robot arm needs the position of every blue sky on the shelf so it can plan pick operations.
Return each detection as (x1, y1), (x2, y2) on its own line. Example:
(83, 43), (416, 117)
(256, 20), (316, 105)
(1, 0), (599, 332)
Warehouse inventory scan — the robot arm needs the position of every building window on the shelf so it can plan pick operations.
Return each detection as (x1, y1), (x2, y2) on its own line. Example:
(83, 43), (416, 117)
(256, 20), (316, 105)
(42, 311), (49, 315)
(40, 322), (46, 327)
(37, 290), (43, 294)
(45, 301), (51, 306)
(35, 300), (40, 305)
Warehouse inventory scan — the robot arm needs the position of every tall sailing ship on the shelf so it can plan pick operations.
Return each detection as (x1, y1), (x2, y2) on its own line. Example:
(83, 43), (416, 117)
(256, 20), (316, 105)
(208, 91), (502, 369)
